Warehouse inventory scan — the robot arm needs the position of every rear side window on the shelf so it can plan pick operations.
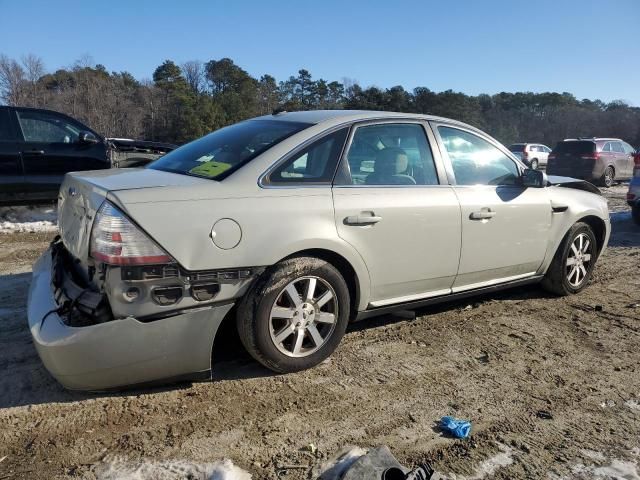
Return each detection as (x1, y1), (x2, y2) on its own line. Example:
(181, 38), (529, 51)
(266, 128), (348, 184)
(149, 120), (311, 181)
(341, 123), (439, 186)
(438, 126), (519, 186)
(553, 141), (595, 155)
(0, 109), (15, 142)
(602, 143), (612, 152)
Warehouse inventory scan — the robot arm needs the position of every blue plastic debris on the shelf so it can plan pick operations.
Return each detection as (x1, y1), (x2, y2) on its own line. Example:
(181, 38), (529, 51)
(439, 416), (471, 439)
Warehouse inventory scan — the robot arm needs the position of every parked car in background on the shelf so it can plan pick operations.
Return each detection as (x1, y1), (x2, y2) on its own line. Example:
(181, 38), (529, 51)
(547, 138), (636, 187)
(0, 106), (175, 204)
(628, 152), (640, 225)
(508, 143), (551, 170)
(27, 110), (610, 390)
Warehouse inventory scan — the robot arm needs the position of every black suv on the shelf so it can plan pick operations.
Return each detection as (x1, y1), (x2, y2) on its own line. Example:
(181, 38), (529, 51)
(0, 106), (174, 204)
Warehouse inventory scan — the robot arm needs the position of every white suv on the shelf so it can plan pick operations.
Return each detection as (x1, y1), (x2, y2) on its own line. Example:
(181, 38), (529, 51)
(509, 143), (552, 170)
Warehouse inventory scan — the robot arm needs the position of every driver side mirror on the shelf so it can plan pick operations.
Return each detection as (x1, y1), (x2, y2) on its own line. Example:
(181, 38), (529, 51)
(522, 168), (547, 188)
(78, 131), (99, 145)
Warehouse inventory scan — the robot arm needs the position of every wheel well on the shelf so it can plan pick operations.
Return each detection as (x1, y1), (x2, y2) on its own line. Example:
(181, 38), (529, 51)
(283, 249), (360, 320)
(579, 215), (607, 255)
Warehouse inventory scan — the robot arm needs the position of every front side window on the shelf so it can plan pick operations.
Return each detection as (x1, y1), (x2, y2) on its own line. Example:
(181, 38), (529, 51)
(342, 123), (438, 186)
(149, 120), (310, 181)
(267, 128), (348, 184)
(438, 126), (519, 186)
(17, 110), (83, 143)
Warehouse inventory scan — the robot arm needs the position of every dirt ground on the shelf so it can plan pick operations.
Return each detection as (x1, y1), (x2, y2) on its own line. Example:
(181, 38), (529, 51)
(0, 185), (639, 479)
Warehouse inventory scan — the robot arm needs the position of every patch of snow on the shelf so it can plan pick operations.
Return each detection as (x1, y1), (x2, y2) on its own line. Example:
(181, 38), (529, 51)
(315, 447), (368, 479)
(96, 458), (251, 480)
(571, 459), (640, 480)
(625, 400), (640, 411)
(443, 443), (515, 480)
(0, 205), (58, 233)
(581, 450), (606, 462)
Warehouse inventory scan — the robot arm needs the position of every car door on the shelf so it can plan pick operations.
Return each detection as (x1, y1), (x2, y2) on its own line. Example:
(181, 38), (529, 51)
(612, 141), (631, 178)
(15, 109), (109, 201)
(332, 121), (461, 307)
(539, 145), (550, 166)
(0, 108), (26, 203)
(622, 142), (636, 178)
(432, 123), (552, 291)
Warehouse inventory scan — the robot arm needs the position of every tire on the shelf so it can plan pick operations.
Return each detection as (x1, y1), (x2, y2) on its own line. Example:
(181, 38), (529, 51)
(632, 206), (640, 226)
(530, 159), (539, 170)
(541, 222), (598, 296)
(237, 256), (350, 373)
(599, 166), (614, 188)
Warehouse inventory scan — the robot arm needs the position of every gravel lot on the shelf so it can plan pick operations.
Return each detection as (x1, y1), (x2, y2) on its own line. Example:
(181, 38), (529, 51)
(0, 185), (638, 479)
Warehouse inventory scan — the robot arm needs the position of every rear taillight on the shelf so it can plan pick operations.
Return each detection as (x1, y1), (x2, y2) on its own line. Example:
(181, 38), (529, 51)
(522, 151), (529, 158)
(90, 201), (174, 265)
(634, 153), (640, 166)
(580, 152), (599, 160)
(548, 153), (556, 161)
(628, 192), (636, 201)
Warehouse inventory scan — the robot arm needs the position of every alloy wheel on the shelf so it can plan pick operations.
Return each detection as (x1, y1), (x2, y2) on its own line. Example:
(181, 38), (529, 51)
(269, 276), (338, 358)
(566, 232), (593, 288)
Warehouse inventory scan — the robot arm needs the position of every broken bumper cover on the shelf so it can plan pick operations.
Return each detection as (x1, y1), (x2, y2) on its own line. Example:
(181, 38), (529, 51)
(27, 249), (233, 391)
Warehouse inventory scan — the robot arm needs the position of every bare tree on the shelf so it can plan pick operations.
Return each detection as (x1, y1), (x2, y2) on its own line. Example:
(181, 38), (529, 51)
(21, 53), (45, 106)
(0, 54), (26, 105)
(181, 60), (204, 94)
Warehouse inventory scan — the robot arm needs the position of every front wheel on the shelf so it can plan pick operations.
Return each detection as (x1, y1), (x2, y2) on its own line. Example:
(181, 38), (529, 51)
(542, 222), (597, 296)
(237, 256), (350, 373)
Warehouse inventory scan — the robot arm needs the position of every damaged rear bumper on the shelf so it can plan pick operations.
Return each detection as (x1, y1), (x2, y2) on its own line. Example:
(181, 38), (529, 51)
(27, 248), (233, 391)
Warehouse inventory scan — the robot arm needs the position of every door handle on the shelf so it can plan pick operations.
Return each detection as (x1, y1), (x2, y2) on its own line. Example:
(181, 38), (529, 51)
(23, 149), (45, 155)
(470, 208), (496, 220)
(344, 211), (382, 226)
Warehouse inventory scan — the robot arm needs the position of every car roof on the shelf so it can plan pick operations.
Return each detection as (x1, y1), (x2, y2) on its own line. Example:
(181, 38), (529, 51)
(254, 109), (482, 132)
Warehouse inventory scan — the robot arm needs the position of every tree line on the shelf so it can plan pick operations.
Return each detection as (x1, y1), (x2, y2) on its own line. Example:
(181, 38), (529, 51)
(1, 53), (639, 148)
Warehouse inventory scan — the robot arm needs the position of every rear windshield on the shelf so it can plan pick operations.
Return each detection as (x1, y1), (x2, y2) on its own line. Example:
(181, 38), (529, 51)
(553, 141), (595, 155)
(508, 144), (525, 152)
(148, 120), (311, 180)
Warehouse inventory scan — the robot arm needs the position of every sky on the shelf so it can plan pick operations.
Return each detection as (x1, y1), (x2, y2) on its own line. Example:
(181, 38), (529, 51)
(1, 0), (638, 105)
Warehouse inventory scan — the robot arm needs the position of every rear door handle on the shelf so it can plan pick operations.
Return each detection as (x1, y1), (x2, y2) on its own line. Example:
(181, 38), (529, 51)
(23, 149), (45, 155)
(470, 208), (496, 220)
(344, 211), (383, 225)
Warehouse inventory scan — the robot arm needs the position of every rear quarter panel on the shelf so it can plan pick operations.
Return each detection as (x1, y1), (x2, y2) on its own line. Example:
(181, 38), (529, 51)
(114, 186), (373, 311)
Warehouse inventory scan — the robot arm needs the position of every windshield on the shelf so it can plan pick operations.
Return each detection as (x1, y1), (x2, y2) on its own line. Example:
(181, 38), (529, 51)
(508, 144), (525, 152)
(148, 119), (311, 180)
(553, 141), (595, 155)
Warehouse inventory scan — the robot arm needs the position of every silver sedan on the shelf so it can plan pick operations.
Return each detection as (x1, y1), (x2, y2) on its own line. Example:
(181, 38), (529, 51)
(27, 110), (610, 390)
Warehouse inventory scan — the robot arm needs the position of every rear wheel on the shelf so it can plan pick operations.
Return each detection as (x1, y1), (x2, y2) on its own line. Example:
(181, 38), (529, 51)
(542, 222), (597, 296)
(237, 256), (350, 373)
(530, 159), (539, 170)
(600, 166), (614, 187)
